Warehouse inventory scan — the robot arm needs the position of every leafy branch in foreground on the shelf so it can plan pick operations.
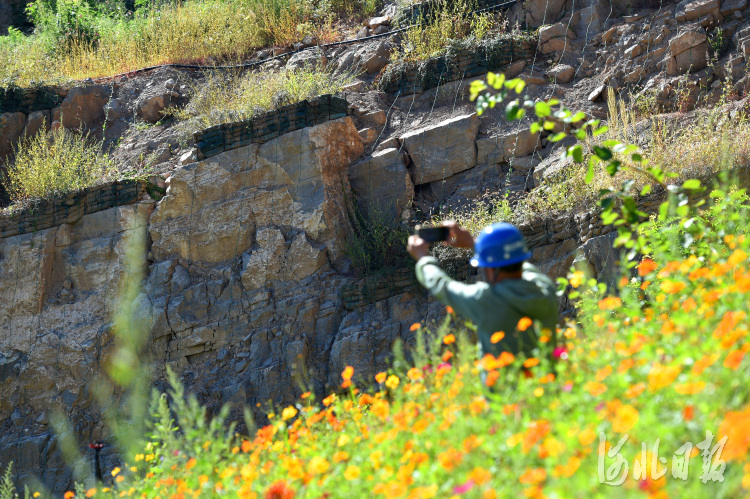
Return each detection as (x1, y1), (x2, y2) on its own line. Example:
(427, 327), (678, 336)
(469, 72), (707, 266)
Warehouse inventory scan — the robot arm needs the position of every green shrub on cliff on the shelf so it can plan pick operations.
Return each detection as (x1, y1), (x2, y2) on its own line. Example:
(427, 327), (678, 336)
(2, 128), (118, 202)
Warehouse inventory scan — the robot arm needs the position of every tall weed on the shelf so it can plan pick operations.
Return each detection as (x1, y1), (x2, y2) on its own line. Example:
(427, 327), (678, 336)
(3, 128), (118, 202)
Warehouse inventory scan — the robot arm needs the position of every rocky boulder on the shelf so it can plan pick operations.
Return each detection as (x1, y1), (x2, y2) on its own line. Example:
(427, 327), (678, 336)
(547, 64), (575, 83)
(349, 147), (414, 221)
(60, 85), (111, 130)
(476, 128), (541, 166)
(241, 228), (287, 290)
(539, 23), (575, 54)
(137, 91), (179, 124)
(337, 40), (392, 74)
(24, 110), (50, 139)
(286, 48), (328, 70)
(524, 0), (567, 27)
(150, 117), (364, 265)
(0, 112), (26, 160)
(675, 0), (720, 21)
(666, 28), (709, 75)
(400, 113), (479, 185)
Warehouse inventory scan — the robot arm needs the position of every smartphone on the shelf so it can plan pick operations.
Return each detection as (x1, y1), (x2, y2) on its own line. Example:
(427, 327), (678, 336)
(417, 226), (450, 242)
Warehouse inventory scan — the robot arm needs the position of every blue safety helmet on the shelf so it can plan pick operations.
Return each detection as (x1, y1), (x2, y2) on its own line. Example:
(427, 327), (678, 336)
(470, 222), (532, 268)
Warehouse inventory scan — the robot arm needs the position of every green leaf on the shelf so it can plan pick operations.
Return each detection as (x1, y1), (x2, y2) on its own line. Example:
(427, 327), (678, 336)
(547, 98), (560, 106)
(535, 101), (551, 118)
(550, 132), (567, 142)
(592, 126), (609, 137)
(575, 129), (587, 140)
(492, 73), (506, 89)
(640, 184), (652, 196)
(659, 201), (669, 219)
(602, 211), (619, 225)
(605, 160), (621, 176)
(569, 144), (584, 163)
(601, 139), (620, 148)
(631, 153), (643, 162)
(570, 111), (587, 123)
(593, 146), (613, 161)
(505, 78), (525, 94)
(682, 179), (701, 190)
(585, 160), (595, 184)
(543, 120), (556, 130)
(505, 100), (522, 121)
(530, 122), (542, 134)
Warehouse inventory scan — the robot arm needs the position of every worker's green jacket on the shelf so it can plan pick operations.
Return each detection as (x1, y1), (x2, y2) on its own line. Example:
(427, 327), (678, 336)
(415, 257), (559, 358)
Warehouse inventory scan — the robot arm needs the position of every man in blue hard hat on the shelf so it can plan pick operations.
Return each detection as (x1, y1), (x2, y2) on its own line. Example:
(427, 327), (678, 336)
(407, 221), (558, 359)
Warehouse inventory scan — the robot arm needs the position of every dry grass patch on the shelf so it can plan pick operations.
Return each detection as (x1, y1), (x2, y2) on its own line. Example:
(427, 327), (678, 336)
(0, 0), (379, 85)
(170, 67), (357, 130)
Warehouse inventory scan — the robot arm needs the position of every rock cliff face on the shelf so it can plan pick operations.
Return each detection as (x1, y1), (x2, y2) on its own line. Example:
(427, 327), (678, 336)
(0, 116), (444, 492)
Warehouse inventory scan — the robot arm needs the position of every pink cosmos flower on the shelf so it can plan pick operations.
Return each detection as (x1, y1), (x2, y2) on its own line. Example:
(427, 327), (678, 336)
(453, 480), (475, 494)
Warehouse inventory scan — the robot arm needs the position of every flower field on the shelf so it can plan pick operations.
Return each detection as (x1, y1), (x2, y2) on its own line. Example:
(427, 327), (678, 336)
(44, 186), (750, 499)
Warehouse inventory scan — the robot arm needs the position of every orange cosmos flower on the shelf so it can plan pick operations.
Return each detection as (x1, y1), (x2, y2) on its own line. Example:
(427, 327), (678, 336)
(523, 358), (540, 368)
(264, 480), (295, 499)
(503, 403), (519, 416)
(385, 375), (400, 390)
(186, 457), (196, 470)
(442, 350), (453, 362)
(446, 306), (454, 314)
(584, 381), (607, 396)
(728, 249), (748, 266)
(598, 297), (622, 310)
(648, 363), (680, 391)
(692, 354), (719, 375)
(522, 420), (550, 453)
(618, 358), (635, 373)
(470, 467), (492, 486)
(333, 451), (349, 463)
(407, 367), (423, 381)
(638, 258), (658, 276)
(612, 404), (639, 433)
(718, 405), (750, 460)
(443, 334), (456, 345)
(469, 396), (489, 414)
(578, 428), (596, 446)
(282, 406), (298, 421)
(596, 365), (612, 382)
(375, 372), (387, 384)
(674, 382), (706, 394)
(519, 468), (547, 485)
(660, 280), (686, 294)
(491, 331), (505, 343)
(724, 350), (745, 370)
(438, 449), (463, 471)
(553, 456), (581, 478)
(344, 465), (360, 480)
(683, 405), (694, 421)
(625, 383), (645, 398)
(517, 317), (533, 331)
(410, 323), (421, 331)
(322, 394), (336, 407)
(308, 456), (329, 475)
(485, 370), (500, 387)
(715, 311), (746, 338)
(64, 493), (75, 499)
